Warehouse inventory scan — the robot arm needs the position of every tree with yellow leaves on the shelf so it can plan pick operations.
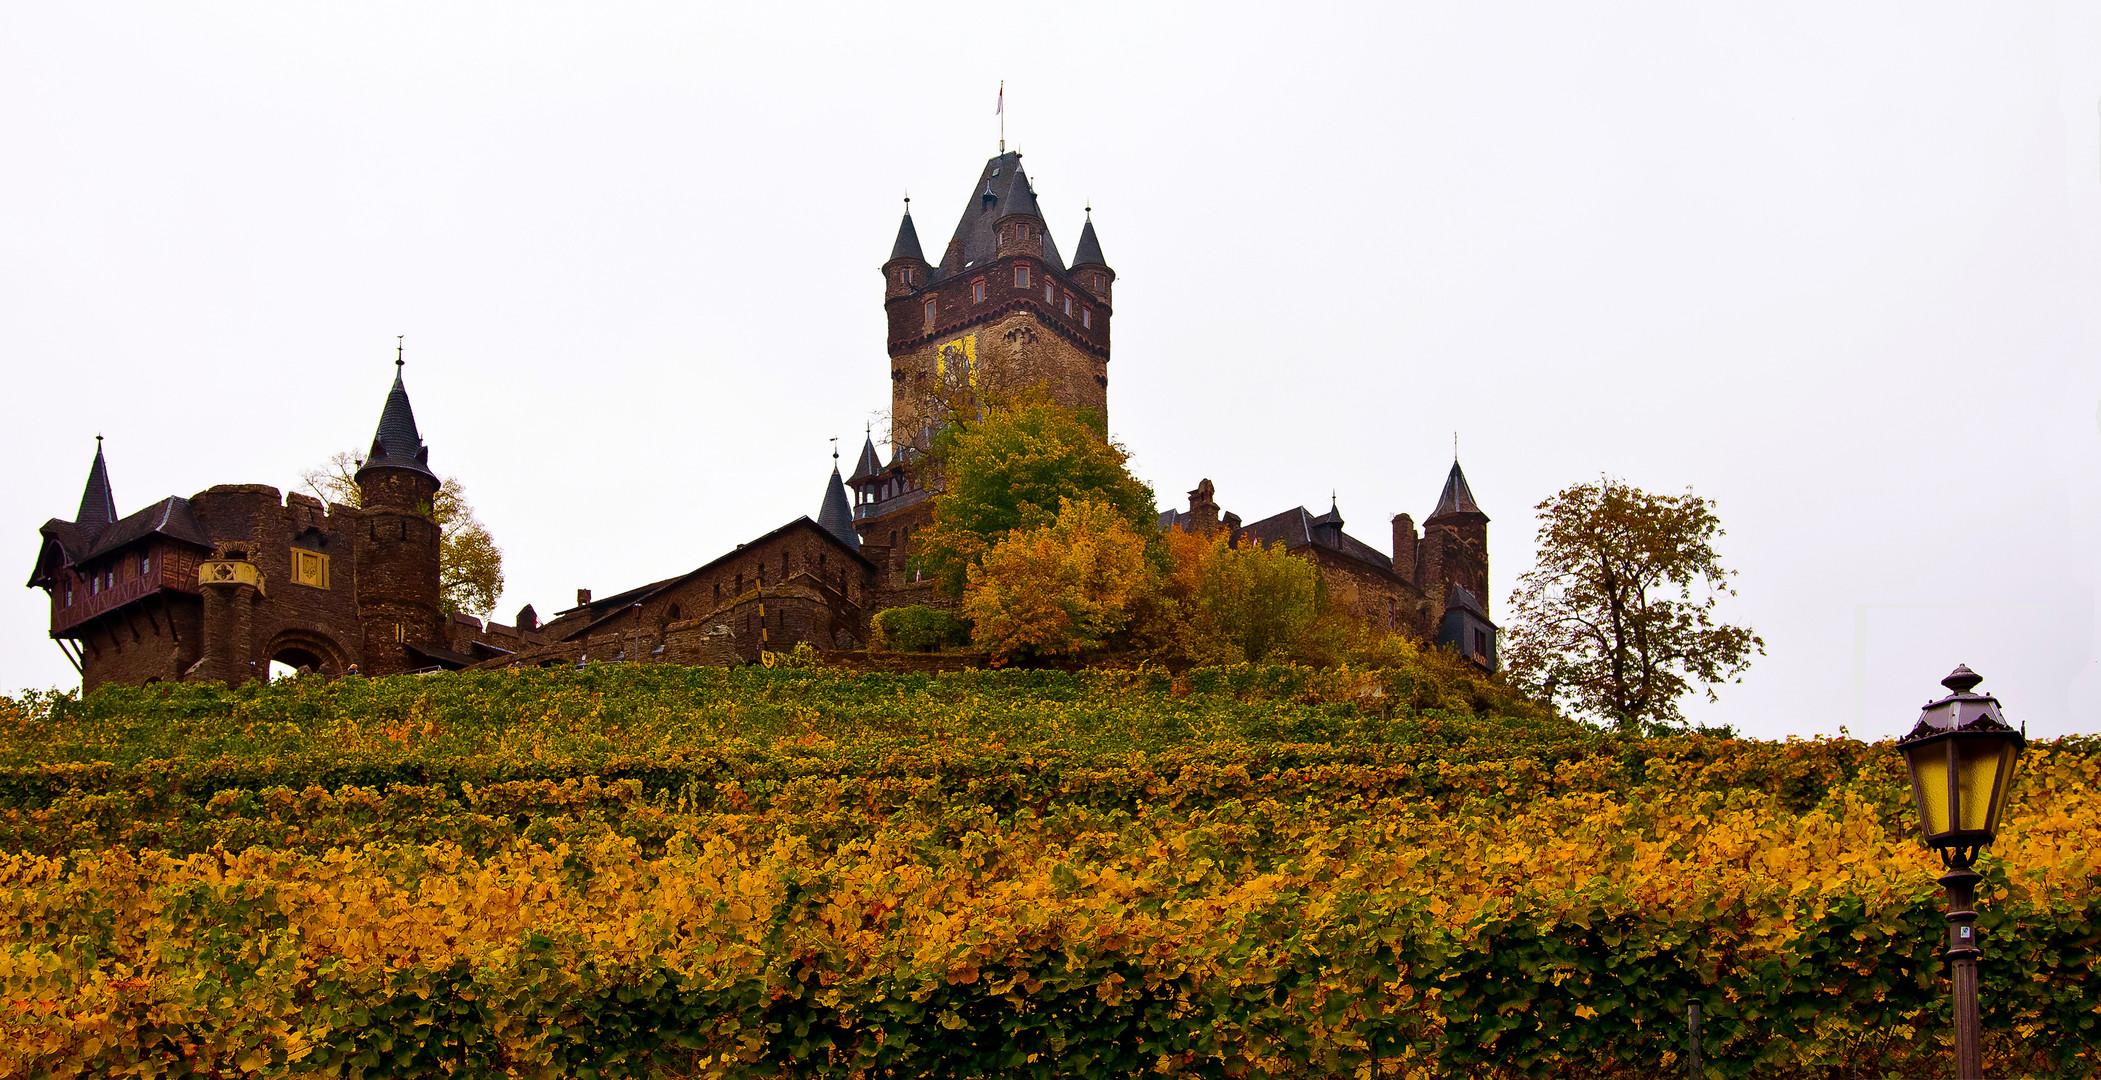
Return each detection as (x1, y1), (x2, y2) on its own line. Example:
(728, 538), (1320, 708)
(962, 498), (1155, 664)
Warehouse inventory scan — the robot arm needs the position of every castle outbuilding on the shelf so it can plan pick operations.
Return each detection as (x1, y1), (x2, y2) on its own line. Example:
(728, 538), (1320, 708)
(26, 361), (502, 690)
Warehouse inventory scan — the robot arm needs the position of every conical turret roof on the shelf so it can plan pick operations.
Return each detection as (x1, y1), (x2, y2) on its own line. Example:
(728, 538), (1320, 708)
(362, 361), (434, 478)
(1430, 461), (1483, 519)
(1072, 216), (1107, 267)
(939, 151), (1067, 278)
(889, 206), (925, 263)
(75, 439), (117, 529)
(848, 433), (883, 484)
(818, 465), (860, 551)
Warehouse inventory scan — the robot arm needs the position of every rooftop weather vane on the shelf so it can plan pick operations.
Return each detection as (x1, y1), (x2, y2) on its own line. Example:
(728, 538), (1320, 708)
(397, 335), (405, 369)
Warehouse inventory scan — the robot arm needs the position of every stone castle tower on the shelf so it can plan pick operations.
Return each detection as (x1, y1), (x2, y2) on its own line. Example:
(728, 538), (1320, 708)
(351, 358), (444, 675)
(881, 151), (1113, 447)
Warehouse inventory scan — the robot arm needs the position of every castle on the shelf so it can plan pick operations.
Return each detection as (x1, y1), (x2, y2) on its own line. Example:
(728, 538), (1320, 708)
(28, 149), (1495, 691)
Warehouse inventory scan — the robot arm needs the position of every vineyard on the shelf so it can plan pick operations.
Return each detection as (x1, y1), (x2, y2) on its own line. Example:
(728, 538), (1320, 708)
(2, 662), (2096, 1078)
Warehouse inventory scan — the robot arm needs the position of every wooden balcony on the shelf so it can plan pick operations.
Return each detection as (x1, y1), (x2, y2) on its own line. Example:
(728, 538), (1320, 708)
(52, 576), (163, 636)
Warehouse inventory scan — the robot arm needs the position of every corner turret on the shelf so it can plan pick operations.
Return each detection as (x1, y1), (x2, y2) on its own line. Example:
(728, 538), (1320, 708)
(883, 199), (930, 300)
(1070, 210), (1114, 304)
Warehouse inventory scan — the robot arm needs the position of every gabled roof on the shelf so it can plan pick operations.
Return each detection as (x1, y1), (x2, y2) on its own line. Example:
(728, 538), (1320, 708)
(1239, 503), (1397, 577)
(848, 434), (884, 484)
(544, 516), (876, 643)
(82, 496), (210, 562)
(936, 152), (1065, 282)
(818, 466), (860, 550)
(889, 207), (925, 264)
(1430, 461), (1484, 519)
(1071, 217), (1106, 268)
(76, 441), (116, 529)
(361, 364), (434, 478)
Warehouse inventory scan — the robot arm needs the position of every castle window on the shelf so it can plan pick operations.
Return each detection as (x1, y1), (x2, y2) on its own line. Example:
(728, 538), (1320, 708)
(64, 584), (73, 606)
(1045, 284), (1054, 304)
(1062, 294), (1072, 316)
(923, 298), (936, 322)
(1094, 274), (1105, 291)
(972, 278), (986, 303)
(292, 550), (330, 590)
(1015, 265), (1029, 289)
(1083, 307), (1092, 329)
(714, 583), (721, 601)
(139, 552), (152, 577)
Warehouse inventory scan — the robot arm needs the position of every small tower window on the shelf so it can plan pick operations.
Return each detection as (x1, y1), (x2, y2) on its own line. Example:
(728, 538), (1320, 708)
(139, 551), (152, 577)
(923, 298), (936, 322)
(1015, 265), (1029, 288)
(1083, 307), (1092, 329)
(972, 278), (986, 303)
(1094, 274), (1105, 291)
(1045, 284), (1054, 304)
(1062, 294), (1073, 316)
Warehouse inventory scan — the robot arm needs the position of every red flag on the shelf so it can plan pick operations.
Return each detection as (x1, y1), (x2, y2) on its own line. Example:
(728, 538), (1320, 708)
(996, 86), (1003, 115)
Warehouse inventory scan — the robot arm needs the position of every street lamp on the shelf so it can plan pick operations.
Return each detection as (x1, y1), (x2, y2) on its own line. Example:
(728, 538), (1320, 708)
(1895, 664), (2025, 1080)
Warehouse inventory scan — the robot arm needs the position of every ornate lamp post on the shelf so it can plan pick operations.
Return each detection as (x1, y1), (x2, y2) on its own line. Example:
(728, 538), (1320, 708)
(1895, 664), (2025, 1080)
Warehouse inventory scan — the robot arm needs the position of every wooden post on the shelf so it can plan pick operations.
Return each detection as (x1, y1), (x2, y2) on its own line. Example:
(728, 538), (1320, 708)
(1687, 1002), (1702, 1076)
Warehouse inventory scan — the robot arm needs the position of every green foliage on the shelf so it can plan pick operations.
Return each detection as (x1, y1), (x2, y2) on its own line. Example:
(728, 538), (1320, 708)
(1504, 476), (1763, 732)
(913, 393), (1159, 594)
(868, 605), (969, 652)
(0, 669), (2094, 1078)
(302, 449), (506, 618)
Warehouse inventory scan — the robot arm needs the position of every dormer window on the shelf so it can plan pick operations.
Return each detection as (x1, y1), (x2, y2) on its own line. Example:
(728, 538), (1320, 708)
(1015, 265), (1029, 289)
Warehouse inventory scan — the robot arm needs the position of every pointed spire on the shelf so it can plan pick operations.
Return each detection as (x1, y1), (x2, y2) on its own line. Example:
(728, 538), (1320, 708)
(889, 197), (925, 263)
(361, 345), (433, 478)
(998, 162), (1042, 220)
(1072, 211), (1107, 268)
(818, 457), (860, 551)
(848, 430), (883, 484)
(1430, 461), (1482, 518)
(75, 436), (117, 530)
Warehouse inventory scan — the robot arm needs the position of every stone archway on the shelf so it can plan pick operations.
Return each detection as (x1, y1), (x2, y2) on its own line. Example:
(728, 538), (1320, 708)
(263, 629), (351, 679)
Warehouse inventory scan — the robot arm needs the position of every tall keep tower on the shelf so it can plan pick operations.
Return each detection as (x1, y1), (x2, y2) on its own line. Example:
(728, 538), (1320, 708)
(882, 152), (1112, 448)
(353, 356), (444, 673)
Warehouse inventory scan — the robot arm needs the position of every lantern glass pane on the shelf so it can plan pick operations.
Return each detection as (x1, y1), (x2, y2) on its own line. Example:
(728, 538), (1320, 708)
(1987, 743), (2021, 831)
(1956, 739), (2001, 833)
(1909, 744), (1951, 835)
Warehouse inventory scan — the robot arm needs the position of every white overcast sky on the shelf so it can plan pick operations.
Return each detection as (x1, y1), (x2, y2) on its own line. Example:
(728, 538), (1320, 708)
(4, 3), (2098, 739)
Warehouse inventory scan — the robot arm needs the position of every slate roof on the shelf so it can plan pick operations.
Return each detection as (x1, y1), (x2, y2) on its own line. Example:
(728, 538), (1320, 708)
(849, 434), (884, 484)
(544, 517), (876, 643)
(1071, 217), (1106, 268)
(1430, 461), (1484, 519)
(935, 152), (1065, 283)
(82, 497), (210, 562)
(889, 208), (924, 263)
(1238, 503), (1396, 576)
(362, 365), (434, 478)
(76, 443), (116, 530)
(818, 466), (860, 550)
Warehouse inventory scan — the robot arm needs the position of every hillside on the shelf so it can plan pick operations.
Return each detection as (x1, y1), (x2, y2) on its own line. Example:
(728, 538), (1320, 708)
(2, 663), (2095, 1078)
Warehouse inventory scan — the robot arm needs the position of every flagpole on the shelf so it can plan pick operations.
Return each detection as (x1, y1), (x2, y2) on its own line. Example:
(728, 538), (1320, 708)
(998, 80), (1005, 153)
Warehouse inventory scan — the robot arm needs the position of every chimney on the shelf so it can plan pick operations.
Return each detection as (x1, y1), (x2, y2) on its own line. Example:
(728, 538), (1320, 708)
(577, 588), (592, 607)
(1392, 514), (1418, 584)
(516, 603), (538, 632)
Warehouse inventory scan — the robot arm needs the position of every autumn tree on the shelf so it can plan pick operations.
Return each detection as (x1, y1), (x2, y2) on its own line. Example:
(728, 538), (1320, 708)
(962, 499), (1155, 665)
(301, 451), (506, 619)
(1502, 477), (1762, 732)
(1155, 527), (1330, 665)
(911, 392), (1159, 594)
